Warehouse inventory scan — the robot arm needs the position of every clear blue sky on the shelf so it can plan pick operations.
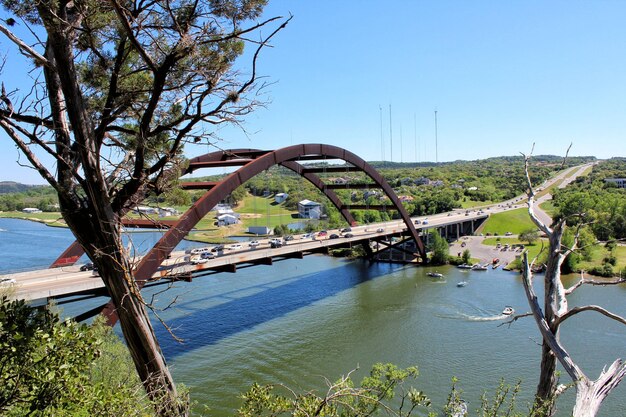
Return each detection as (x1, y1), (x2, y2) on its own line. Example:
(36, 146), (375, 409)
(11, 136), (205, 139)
(2, 1), (626, 184)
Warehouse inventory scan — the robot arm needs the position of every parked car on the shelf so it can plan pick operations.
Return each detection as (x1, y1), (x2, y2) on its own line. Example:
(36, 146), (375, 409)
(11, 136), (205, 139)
(80, 262), (94, 271)
(505, 232), (513, 236)
(329, 234), (339, 239)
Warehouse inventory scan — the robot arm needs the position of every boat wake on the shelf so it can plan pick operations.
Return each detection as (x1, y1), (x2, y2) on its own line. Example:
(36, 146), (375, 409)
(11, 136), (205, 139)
(434, 303), (512, 321)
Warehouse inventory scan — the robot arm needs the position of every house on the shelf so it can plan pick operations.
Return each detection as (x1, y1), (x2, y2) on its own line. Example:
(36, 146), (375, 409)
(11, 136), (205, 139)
(159, 207), (179, 217)
(298, 199), (322, 219)
(248, 226), (272, 235)
(217, 214), (239, 226)
(414, 177), (430, 186)
(333, 177), (349, 185)
(22, 207), (42, 214)
(363, 190), (379, 200)
(398, 195), (414, 203)
(275, 193), (289, 204)
(134, 206), (159, 215)
(605, 178), (626, 189)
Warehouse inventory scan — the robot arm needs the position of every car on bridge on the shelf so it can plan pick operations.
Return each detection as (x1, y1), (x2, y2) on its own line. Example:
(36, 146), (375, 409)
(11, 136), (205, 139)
(229, 244), (242, 250)
(248, 240), (260, 248)
(190, 257), (208, 265)
(329, 234), (339, 239)
(344, 233), (354, 238)
(80, 262), (95, 271)
(201, 252), (216, 259)
(317, 230), (328, 237)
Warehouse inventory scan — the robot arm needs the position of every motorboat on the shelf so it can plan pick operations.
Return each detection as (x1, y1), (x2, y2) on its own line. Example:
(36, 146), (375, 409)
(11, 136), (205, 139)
(471, 264), (488, 270)
(502, 306), (514, 315)
(457, 264), (473, 269)
(456, 281), (468, 287)
(427, 272), (444, 278)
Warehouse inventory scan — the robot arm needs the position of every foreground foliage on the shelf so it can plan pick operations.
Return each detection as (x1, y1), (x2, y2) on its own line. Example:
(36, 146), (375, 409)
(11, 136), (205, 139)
(0, 297), (152, 417)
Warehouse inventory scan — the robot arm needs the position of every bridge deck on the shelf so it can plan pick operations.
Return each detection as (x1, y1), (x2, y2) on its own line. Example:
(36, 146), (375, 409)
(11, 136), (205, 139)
(6, 212), (489, 303)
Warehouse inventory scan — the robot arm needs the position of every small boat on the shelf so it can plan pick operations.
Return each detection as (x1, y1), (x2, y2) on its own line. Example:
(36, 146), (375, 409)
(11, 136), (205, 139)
(471, 264), (488, 270)
(427, 272), (443, 278)
(457, 264), (473, 269)
(492, 263), (500, 269)
(456, 281), (468, 287)
(502, 306), (514, 315)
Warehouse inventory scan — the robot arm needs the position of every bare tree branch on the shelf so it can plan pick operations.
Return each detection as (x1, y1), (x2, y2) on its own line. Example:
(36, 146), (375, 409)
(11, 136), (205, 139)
(557, 305), (626, 327)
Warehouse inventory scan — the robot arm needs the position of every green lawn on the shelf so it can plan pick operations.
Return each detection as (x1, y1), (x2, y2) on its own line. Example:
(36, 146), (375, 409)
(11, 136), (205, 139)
(478, 207), (537, 235)
(539, 200), (556, 217)
(460, 200), (495, 209)
(236, 195), (295, 216)
(0, 211), (67, 227)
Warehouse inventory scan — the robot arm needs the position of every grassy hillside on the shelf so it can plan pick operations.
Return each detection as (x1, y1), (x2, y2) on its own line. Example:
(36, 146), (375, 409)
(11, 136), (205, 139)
(478, 208), (536, 235)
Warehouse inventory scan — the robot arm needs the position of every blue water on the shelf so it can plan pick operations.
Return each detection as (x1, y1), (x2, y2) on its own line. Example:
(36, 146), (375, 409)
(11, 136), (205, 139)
(2, 218), (626, 416)
(0, 218), (198, 273)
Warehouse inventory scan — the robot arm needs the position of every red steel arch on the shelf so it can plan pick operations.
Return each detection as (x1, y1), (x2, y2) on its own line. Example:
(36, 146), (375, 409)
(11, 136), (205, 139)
(134, 144), (425, 280)
(52, 144), (426, 278)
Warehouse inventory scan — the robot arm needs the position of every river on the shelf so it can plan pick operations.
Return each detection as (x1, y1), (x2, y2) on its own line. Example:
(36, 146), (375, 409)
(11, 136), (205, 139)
(1, 218), (625, 416)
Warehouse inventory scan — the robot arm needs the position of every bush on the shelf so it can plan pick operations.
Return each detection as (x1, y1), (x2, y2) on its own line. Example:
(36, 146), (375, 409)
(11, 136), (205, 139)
(0, 297), (152, 416)
(589, 263), (614, 278)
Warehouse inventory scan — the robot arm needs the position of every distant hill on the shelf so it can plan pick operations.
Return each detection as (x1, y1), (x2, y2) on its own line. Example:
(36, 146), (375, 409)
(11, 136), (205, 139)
(0, 181), (38, 194)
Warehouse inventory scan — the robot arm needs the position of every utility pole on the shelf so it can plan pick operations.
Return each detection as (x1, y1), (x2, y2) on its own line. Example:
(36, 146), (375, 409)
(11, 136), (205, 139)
(414, 113), (418, 162)
(434, 110), (438, 163)
(389, 104), (393, 163)
(379, 105), (383, 161)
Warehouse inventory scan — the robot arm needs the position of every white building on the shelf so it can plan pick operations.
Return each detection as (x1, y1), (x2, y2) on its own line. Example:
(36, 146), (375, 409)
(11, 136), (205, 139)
(248, 226), (272, 235)
(298, 199), (322, 219)
(275, 193), (289, 203)
(22, 207), (42, 214)
(217, 214), (239, 226)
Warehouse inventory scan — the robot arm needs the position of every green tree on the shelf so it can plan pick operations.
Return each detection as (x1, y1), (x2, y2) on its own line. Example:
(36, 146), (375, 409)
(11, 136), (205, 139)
(0, 2), (290, 415)
(0, 297), (150, 416)
(462, 249), (471, 264)
(429, 232), (449, 265)
(237, 363), (433, 417)
(519, 228), (540, 245)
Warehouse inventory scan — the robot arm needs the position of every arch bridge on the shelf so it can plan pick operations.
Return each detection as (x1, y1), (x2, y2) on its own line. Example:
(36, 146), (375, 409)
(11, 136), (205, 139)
(52, 144), (427, 283)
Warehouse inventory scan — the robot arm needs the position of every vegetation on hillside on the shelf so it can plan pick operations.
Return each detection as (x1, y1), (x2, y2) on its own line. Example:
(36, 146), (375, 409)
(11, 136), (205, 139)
(0, 297), (153, 417)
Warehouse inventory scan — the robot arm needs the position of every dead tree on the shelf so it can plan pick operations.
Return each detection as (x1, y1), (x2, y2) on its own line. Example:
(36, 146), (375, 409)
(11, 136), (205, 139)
(522, 152), (626, 417)
(0, 2), (289, 416)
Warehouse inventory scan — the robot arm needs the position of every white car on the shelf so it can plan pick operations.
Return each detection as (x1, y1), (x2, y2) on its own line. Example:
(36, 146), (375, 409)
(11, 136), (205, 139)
(248, 240), (260, 247)
(229, 244), (242, 250)
(190, 257), (208, 265)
